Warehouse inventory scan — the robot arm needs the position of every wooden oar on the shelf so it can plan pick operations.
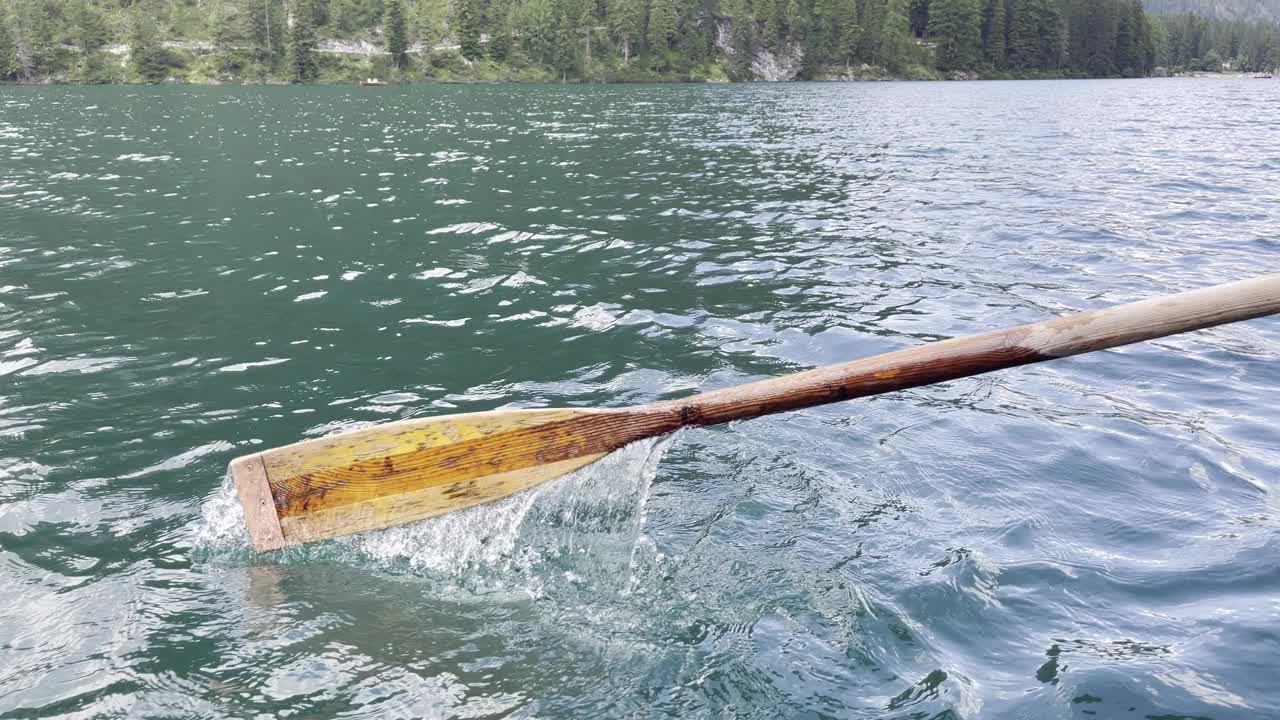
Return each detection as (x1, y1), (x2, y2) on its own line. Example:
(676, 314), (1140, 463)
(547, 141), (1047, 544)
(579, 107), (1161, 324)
(232, 274), (1280, 552)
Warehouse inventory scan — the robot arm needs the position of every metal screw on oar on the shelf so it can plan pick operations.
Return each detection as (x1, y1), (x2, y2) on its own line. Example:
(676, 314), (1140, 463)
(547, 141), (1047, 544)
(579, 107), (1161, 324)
(231, 274), (1280, 552)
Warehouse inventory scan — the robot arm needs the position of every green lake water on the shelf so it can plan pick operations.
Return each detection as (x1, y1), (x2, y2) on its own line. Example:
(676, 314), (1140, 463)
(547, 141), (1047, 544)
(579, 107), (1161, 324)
(2, 79), (1280, 718)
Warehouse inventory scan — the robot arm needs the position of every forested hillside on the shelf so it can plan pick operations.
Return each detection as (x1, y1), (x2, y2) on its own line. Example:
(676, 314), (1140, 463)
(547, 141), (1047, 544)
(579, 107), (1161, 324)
(1144, 0), (1280, 23)
(1, 0), (1277, 83)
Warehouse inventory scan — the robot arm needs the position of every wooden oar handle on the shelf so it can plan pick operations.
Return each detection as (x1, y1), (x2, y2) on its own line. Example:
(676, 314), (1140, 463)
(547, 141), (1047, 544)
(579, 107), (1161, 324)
(651, 274), (1280, 427)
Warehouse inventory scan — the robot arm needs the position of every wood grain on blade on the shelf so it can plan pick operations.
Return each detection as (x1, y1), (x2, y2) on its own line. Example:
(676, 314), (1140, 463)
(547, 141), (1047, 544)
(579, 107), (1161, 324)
(277, 454), (605, 544)
(231, 407), (682, 551)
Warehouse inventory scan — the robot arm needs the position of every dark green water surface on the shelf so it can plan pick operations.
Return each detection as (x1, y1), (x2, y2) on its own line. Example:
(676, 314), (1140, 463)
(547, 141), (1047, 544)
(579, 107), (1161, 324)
(2, 80), (1279, 719)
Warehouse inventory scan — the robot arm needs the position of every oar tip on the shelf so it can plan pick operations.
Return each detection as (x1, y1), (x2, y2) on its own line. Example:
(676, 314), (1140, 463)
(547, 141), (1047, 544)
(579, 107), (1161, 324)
(230, 453), (288, 552)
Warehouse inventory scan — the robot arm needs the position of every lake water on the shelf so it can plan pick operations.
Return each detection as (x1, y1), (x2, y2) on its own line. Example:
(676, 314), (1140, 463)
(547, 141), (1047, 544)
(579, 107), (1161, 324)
(2, 79), (1279, 719)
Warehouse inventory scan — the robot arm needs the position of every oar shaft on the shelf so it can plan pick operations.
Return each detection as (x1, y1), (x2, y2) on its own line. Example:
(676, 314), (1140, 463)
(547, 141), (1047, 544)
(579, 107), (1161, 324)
(652, 274), (1280, 427)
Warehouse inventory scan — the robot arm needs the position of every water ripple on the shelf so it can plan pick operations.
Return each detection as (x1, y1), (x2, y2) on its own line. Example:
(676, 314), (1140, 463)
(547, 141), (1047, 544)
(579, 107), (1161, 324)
(1, 79), (1278, 719)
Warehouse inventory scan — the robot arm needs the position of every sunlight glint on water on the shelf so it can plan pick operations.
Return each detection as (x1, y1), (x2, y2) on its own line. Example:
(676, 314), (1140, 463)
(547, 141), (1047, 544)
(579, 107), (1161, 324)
(3, 81), (1279, 719)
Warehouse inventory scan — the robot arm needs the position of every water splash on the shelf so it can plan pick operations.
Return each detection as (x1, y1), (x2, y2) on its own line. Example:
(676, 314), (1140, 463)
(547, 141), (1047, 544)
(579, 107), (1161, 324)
(190, 470), (248, 551)
(191, 434), (677, 583)
(351, 433), (675, 584)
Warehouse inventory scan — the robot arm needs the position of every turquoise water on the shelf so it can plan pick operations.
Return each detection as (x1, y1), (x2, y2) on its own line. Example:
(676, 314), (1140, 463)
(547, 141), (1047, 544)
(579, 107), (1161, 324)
(2, 79), (1279, 719)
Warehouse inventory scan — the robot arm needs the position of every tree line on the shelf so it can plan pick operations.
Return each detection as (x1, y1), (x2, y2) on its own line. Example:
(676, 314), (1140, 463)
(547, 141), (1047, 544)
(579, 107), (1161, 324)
(1, 0), (1277, 82)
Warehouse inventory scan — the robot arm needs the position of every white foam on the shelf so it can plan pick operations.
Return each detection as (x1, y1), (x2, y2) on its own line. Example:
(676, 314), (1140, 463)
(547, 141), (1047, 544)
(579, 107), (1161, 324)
(350, 434), (675, 578)
(191, 435), (678, 583)
(191, 471), (249, 551)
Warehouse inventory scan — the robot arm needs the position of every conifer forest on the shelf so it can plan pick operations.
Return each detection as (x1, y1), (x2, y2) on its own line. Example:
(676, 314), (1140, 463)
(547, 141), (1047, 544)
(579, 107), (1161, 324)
(1, 0), (1278, 82)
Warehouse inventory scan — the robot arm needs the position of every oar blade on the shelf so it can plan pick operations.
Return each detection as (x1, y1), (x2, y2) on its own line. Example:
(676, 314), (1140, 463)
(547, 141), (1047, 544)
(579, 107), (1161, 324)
(231, 407), (678, 552)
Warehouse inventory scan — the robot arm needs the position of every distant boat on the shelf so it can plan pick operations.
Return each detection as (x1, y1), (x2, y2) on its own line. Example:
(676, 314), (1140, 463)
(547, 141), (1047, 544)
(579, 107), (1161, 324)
(360, 78), (387, 86)
(1254, 73), (1274, 79)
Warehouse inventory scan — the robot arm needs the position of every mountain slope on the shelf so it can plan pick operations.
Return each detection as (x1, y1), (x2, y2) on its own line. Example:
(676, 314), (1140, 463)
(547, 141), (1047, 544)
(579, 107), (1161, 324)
(1143, 0), (1280, 23)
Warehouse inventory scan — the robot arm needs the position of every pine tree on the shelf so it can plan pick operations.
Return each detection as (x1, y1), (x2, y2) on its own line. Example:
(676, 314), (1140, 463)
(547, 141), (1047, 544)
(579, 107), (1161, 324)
(311, 0), (330, 24)
(909, 0), (928, 36)
(1004, 0), (1038, 67)
(728, 0), (755, 79)
(546, 0), (579, 75)
(1082, 0), (1113, 75)
(648, 0), (680, 50)
(761, 0), (786, 47)
(130, 1), (168, 81)
(210, 0), (242, 74)
(981, 0), (1003, 66)
(838, 0), (861, 64)
(879, 0), (911, 69)
(289, 0), (319, 81)
(68, 0), (107, 56)
(929, 0), (980, 71)
(805, 0), (837, 62)
(212, 0), (241, 52)
(329, 0), (356, 31)
(416, 0), (449, 44)
(1130, 0), (1150, 74)
(808, 0), (852, 63)
(454, 0), (483, 59)
(385, 0), (409, 67)
(487, 0), (513, 61)
(10, 0), (45, 82)
(509, 0), (553, 65)
(246, 0), (282, 66)
(859, 0), (887, 63)
(1113, 0), (1136, 74)
(1146, 12), (1168, 67)
(605, 0), (644, 62)
(66, 0), (108, 80)
(788, 0), (809, 39)
(0, 10), (16, 81)
(1049, 3), (1067, 67)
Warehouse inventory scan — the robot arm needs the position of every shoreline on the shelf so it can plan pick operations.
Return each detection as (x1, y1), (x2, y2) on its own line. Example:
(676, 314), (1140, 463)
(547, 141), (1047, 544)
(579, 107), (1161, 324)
(4, 73), (1263, 86)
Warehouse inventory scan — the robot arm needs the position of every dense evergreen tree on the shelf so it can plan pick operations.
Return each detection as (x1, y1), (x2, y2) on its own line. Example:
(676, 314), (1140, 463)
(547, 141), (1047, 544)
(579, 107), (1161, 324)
(1005, 0), (1038, 66)
(330, 0), (382, 31)
(487, 0), (514, 61)
(879, 0), (913, 67)
(385, 0), (409, 66)
(68, 0), (108, 56)
(0, 10), (16, 81)
(545, 0), (582, 75)
(12, 0), (55, 80)
(729, 0), (756, 78)
(910, 0), (929, 35)
(929, 0), (981, 69)
(1114, 0), (1140, 72)
(246, 0), (285, 65)
(761, 0), (786, 45)
(605, 0), (644, 62)
(212, 0), (240, 53)
(1083, 0), (1116, 73)
(649, 0), (681, 49)
(860, 0), (887, 61)
(981, 0), (1004, 64)
(454, 0), (483, 59)
(838, 0), (861, 63)
(1147, 11), (1169, 60)
(129, 0), (169, 81)
(289, 0), (319, 80)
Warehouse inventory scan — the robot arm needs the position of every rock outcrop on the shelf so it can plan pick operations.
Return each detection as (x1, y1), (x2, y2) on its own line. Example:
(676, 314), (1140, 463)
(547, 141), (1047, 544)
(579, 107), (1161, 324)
(751, 43), (805, 81)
